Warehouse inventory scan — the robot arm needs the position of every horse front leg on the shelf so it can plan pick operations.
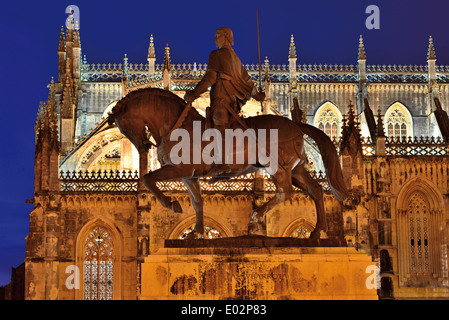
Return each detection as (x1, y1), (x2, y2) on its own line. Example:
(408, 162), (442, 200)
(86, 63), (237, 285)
(182, 178), (204, 239)
(142, 165), (189, 213)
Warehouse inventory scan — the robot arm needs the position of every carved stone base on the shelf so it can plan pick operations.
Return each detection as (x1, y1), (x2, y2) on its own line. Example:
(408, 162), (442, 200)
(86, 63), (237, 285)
(140, 238), (378, 300)
(164, 235), (347, 248)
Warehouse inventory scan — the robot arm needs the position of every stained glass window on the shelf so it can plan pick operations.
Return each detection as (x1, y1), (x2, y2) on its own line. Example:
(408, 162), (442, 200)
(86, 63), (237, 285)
(84, 227), (114, 300)
(315, 103), (341, 140)
(385, 106), (411, 139)
(179, 224), (222, 239)
(407, 192), (430, 274)
(291, 225), (311, 239)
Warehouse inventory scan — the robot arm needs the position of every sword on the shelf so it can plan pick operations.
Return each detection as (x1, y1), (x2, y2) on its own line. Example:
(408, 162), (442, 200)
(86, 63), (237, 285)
(256, 8), (264, 113)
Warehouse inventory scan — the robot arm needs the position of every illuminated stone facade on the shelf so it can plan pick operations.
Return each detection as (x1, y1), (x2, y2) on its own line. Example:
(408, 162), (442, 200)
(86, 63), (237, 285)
(26, 24), (449, 299)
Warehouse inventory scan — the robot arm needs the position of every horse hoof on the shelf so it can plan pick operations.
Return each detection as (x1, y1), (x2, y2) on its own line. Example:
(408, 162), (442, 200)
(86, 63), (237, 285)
(185, 230), (203, 239)
(170, 200), (183, 213)
(185, 232), (196, 239)
(247, 222), (267, 236)
(309, 229), (328, 240)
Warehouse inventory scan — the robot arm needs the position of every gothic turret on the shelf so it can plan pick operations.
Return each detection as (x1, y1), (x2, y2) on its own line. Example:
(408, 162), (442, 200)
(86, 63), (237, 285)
(59, 57), (76, 156)
(34, 78), (60, 193)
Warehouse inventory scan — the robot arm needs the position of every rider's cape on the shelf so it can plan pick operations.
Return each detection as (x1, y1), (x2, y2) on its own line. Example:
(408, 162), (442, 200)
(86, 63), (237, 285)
(207, 45), (254, 105)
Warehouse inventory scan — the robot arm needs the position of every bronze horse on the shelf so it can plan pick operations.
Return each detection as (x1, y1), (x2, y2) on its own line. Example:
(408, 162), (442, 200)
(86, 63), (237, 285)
(108, 88), (348, 239)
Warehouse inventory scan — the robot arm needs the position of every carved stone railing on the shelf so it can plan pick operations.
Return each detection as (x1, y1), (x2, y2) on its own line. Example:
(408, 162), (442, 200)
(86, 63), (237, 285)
(80, 58), (449, 84)
(295, 64), (358, 83)
(156, 173), (255, 194)
(59, 170), (330, 193)
(263, 170), (329, 192)
(385, 136), (449, 156)
(60, 170), (139, 192)
(81, 62), (149, 82)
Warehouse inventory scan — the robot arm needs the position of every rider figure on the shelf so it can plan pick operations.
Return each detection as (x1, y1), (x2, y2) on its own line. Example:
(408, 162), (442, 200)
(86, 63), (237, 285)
(184, 27), (265, 176)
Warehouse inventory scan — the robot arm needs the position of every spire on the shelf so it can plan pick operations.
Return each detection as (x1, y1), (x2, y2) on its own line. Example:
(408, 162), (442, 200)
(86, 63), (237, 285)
(164, 44), (171, 71)
(358, 35), (366, 60)
(148, 34), (155, 59)
(289, 35), (297, 58)
(58, 25), (65, 52)
(427, 36), (436, 60)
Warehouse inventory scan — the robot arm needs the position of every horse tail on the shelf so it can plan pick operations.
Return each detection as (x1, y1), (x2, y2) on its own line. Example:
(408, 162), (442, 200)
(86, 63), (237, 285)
(298, 123), (349, 202)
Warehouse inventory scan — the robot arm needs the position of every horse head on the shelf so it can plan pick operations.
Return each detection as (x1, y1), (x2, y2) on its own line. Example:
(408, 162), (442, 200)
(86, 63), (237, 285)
(107, 102), (153, 153)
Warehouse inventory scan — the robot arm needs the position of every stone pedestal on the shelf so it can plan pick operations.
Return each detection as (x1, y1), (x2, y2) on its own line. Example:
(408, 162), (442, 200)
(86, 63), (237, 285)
(140, 237), (378, 300)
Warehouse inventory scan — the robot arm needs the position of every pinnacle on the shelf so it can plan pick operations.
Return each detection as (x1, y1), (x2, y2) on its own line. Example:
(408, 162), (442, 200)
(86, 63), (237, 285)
(58, 25), (65, 52)
(148, 34), (155, 59)
(358, 35), (366, 60)
(376, 107), (385, 137)
(264, 56), (270, 82)
(164, 44), (171, 71)
(289, 35), (296, 58)
(427, 35), (436, 60)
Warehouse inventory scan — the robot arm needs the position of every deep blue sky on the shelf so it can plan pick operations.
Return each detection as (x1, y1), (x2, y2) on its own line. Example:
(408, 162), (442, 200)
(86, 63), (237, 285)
(0, 0), (448, 286)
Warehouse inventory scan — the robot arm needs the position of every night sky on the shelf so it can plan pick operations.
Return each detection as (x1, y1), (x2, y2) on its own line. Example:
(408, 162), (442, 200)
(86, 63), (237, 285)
(0, 0), (448, 286)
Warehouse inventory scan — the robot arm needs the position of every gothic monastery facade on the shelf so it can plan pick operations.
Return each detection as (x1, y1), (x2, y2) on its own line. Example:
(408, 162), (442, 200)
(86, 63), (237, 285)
(27, 22), (449, 299)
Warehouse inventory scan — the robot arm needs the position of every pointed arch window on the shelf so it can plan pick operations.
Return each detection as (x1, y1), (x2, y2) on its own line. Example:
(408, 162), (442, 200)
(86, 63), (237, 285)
(285, 219), (316, 239)
(83, 227), (114, 300)
(385, 103), (413, 139)
(291, 224), (312, 239)
(397, 185), (444, 287)
(314, 102), (342, 141)
(407, 192), (430, 274)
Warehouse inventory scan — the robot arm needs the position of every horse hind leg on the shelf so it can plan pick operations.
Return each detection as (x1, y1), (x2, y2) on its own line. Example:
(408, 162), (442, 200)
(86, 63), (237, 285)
(182, 178), (204, 239)
(142, 165), (185, 213)
(248, 168), (293, 236)
(291, 165), (327, 239)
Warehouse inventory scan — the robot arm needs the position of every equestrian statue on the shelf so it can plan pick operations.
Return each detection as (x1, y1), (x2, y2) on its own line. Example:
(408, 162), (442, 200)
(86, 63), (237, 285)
(107, 27), (349, 239)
